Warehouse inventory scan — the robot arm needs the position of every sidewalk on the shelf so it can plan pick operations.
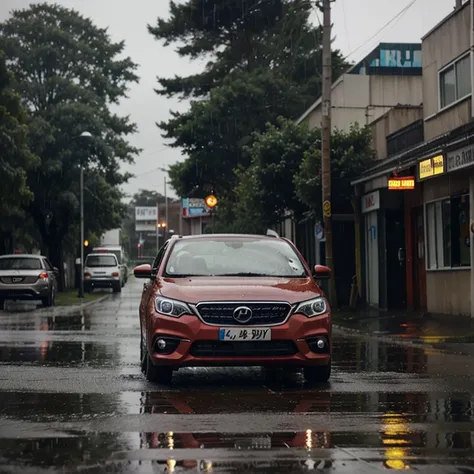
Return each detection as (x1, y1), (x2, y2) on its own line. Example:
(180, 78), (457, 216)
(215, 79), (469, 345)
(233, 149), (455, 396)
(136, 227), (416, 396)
(333, 309), (474, 356)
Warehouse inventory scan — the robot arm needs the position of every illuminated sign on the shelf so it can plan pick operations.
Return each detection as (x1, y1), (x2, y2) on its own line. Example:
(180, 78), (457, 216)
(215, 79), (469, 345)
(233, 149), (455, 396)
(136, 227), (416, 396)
(388, 177), (415, 190)
(419, 155), (444, 180)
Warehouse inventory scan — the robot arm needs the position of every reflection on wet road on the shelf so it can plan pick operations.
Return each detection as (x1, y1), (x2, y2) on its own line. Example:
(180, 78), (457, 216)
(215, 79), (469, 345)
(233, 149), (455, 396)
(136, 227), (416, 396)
(0, 279), (474, 473)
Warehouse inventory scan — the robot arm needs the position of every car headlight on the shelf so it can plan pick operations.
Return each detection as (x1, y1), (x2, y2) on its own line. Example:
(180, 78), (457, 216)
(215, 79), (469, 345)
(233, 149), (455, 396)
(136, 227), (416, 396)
(295, 297), (328, 317)
(155, 297), (192, 318)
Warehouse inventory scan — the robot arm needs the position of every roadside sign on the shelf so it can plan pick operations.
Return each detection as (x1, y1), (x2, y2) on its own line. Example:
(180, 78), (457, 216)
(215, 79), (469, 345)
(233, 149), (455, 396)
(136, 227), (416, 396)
(315, 225), (324, 240)
(323, 200), (331, 217)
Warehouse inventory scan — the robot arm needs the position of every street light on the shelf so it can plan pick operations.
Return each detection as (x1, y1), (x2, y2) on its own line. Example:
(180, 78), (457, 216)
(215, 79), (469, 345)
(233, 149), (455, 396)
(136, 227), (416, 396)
(77, 131), (93, 298)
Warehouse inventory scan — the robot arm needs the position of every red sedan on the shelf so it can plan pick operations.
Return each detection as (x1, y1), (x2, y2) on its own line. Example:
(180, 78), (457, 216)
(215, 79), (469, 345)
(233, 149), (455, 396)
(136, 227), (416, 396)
(134, 234), (332, 384)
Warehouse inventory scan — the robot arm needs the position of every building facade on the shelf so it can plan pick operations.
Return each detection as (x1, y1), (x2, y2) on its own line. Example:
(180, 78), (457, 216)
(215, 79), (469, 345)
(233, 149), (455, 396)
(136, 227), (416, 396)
(285, 43), (424, 306)
(352, 0), (474, 316)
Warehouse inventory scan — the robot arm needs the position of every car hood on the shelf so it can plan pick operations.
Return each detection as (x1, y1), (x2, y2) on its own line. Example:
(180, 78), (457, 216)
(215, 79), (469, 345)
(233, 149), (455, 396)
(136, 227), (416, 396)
(158, 276), (321, 304)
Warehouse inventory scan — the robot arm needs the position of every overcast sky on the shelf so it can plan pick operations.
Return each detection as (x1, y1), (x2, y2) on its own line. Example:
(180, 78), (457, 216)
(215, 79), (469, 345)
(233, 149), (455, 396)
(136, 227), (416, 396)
(1, 0), (455, 199)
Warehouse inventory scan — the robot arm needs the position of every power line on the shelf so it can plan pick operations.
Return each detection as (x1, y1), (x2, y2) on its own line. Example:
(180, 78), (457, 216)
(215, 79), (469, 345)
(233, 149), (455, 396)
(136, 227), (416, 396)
(343, 0), (418, 62)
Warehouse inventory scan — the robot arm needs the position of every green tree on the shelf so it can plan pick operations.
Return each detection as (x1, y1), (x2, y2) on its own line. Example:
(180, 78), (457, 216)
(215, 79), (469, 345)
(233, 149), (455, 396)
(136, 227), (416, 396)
(233, 117), (321, 231)
(165, 69), (306, 199)
(0, 49), (37, 252)
(233, 119), (375, 231)
(0, 3), (139, 285)
(294, 124), (376, 218)
(150, 0), (348, 217)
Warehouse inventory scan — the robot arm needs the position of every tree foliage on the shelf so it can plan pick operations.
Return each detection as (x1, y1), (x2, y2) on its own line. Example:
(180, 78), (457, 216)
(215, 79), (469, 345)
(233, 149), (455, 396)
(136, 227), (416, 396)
(232, 119), (375, 230)
(233, 117), (320, 231)
(151, 0), (348, 215)
(0, 49), (36, 220)
(295, 124), (376, 218)
(0, 3), (140, 281)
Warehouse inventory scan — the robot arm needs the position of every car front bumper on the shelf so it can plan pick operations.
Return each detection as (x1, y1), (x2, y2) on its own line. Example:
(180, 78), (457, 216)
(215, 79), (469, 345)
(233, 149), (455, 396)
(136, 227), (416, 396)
(146, 313), (331, 369)
(85, 277), (120, 288)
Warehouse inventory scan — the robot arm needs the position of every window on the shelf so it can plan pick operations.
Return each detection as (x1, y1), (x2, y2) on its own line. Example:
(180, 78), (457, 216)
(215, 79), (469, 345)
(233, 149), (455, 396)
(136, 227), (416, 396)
(152, 241), (169, 272)
(85, 255), (117, 267)
(0, 257), (42, 270)
(439, 54), (471, 109)
(426, 194), (470, 269)
(165, 237), (307, 278)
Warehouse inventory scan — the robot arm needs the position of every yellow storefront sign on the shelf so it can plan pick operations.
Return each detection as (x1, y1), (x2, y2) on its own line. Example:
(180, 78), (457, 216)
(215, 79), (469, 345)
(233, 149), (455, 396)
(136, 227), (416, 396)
(419, 155), (444, 180)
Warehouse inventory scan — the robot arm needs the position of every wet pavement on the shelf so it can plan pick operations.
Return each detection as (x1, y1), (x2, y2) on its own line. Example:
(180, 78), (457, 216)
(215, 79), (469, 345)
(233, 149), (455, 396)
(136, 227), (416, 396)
(0, 280), (474, 472)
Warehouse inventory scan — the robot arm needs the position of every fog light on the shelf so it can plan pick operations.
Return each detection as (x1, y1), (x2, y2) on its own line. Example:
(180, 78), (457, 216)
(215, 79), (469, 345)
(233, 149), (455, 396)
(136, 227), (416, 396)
(157, 339), (167, 350)
(317, 339), (325, 349)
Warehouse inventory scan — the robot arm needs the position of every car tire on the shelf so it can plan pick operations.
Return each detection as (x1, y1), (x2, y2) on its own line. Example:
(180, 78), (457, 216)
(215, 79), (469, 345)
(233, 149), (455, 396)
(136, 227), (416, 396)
(0, 299), (4, 311)
(84, 283), (92, 293)
(41, 288), (55, 307)
(304, 362), (331, 384)
(113, 283), (121, 293)
(140, 333), (147, 374)
(145, 353), (173, 384)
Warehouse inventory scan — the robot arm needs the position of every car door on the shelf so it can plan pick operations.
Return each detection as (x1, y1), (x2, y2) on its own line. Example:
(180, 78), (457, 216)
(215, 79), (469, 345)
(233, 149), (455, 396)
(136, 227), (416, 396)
(140, 241), (170, 341)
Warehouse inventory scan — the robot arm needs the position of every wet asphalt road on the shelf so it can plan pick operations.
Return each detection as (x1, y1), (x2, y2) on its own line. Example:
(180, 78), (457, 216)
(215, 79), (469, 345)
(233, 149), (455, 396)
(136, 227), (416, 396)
(0, 279), (474, 473)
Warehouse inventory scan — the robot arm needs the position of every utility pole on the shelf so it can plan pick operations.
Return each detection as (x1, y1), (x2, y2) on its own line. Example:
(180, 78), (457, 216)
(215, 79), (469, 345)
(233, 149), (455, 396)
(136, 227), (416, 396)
(321, 0), (337, 307)
(156, 201), (160, 253)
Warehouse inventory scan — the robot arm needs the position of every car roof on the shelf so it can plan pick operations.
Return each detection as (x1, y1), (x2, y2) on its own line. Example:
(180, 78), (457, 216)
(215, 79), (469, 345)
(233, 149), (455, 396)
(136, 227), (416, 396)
(86, 253), (118, 257)
(174, 233), (284, 242)
(0, 254), (44, 258)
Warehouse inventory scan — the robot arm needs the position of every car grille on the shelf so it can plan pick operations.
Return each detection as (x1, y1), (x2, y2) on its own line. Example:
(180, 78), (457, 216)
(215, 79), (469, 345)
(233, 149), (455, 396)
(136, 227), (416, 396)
(190, 340), (297, 357)
(196, 302), (291, 326)
(0, 276), (38, 285)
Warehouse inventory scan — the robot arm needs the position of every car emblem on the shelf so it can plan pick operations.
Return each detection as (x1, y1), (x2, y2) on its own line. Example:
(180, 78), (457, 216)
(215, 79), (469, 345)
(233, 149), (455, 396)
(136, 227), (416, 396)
(233, 306), (253, 324)
(12, 277), (22, 283)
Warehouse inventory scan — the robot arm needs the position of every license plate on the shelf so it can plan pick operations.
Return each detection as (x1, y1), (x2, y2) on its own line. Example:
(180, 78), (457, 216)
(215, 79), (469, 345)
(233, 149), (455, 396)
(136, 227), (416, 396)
(218, 328), (271, 341)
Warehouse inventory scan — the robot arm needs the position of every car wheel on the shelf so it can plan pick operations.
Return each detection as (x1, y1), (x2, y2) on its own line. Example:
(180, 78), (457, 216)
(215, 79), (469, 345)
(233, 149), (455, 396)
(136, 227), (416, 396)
(140, 333), (147, 374)
(41, 289), (54, 307)
(0, 299), (4, 311)
(113, 283), (122, 293)
(145, 353), (173, 384)
(304, 362), (331, 384)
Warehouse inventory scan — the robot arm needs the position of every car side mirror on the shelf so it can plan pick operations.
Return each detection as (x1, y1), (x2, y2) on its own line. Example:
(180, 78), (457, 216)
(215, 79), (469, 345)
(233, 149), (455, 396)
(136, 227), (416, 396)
(53, 267), (59, 273)
(313, 264), (331, 280)
(133, 264), (153, 279)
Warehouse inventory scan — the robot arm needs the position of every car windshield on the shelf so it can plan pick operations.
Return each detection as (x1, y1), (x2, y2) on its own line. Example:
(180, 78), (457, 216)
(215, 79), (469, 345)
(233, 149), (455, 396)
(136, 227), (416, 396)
(165, 238), (307, 277)
(0, 257), (42, 270)
(86, 255), (117, 267)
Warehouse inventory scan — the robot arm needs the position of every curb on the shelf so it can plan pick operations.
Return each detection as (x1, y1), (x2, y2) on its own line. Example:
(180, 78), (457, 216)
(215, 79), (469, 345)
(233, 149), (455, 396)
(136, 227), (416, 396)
(333, 323), (474, 357)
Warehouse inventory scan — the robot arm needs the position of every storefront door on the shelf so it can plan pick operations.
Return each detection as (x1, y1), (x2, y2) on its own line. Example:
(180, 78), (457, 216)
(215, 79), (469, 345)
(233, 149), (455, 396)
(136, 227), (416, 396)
(412, 206), (427, 311)
(365, 211), (379, 306)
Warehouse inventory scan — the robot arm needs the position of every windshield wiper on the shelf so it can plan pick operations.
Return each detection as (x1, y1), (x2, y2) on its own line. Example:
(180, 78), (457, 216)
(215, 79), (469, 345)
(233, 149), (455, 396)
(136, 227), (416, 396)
(218, 272), (289, 277)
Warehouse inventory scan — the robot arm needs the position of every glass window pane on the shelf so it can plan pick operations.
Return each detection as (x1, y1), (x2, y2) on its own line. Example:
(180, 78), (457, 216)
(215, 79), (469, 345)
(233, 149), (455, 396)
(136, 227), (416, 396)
(435, 201), (445, 267)
(440, 66), (456, 108)
(442, 199), (451, 267)
(455, 55), (471, 99)
(426, 203), (437, 269)
(451, 194), (470, 267)
(166, 237), (307, 277)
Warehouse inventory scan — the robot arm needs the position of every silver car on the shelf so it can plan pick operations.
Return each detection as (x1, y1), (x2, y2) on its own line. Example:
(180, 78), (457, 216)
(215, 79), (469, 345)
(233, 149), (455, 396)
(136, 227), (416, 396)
(0, 254), (59, 310)
(84, 253), (122, 293)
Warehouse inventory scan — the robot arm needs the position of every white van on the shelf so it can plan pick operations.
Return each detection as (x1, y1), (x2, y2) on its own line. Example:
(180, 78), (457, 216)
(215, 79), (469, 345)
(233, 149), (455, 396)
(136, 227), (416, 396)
(92, 246), (128, 286)
(84, 253), (122, 293)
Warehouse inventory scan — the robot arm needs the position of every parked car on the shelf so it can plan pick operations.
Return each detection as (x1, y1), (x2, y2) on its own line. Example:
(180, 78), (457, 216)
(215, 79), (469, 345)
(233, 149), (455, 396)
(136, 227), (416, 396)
(92, 246), (128, 286)
(84, 253), (122, 293)
(134, 234), (332, 384)
(0, 254), (59, 309)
